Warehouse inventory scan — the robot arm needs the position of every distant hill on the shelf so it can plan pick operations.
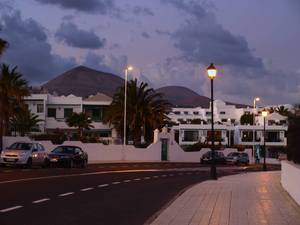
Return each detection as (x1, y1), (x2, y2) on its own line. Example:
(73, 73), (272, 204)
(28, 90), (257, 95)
(156, 86), (249, 108)
(42, 66), (124, 97)
(156, 86), (211, 108)
(43, 66), (249, 108)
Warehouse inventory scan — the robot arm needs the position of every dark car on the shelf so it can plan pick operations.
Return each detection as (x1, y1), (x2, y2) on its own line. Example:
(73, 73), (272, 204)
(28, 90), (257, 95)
(200, 151), (226, 164)
(49, 146), (88, 168)
(236, 152), (249, 165)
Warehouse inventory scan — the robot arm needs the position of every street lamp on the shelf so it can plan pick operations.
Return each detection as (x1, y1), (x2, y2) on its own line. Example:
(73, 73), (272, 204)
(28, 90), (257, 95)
(262, 110), (268, 171)
(123, 65), (133, 146)
(253, 97), (260, 161)
(207, 63), (217, 180)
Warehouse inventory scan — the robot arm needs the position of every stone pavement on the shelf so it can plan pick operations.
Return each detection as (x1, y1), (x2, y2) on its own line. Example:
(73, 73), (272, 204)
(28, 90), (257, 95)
(150, 171), (300, 225)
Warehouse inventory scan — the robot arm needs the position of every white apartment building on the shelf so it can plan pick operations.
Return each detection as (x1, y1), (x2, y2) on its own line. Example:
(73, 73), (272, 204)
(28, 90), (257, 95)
(168, 100), (288, 157)
(24, 93), (115, 139)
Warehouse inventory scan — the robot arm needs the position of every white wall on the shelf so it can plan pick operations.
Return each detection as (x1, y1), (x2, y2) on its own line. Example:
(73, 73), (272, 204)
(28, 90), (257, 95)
(2, 136), (253, 164)
(281, 160), (300, 206)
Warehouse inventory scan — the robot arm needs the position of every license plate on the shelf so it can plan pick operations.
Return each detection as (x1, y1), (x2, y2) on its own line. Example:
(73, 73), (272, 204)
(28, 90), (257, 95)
(5, 158), (16, 162)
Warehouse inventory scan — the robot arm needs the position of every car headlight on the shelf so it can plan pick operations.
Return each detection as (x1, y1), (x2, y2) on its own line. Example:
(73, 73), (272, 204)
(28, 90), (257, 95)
(32, 153), (38, 158)
(0, 151), (5, 157)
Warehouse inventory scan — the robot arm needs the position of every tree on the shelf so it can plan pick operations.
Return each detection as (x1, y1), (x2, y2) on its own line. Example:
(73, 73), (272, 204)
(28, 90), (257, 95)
(66, 112), (94, 140)
(0, 64), (29, 149)
(275, 105), (290, 116)
(287, 109), (300, 164)
(0, 38), (8, 56)
(104, 79), (171, 145)
(240, 112), (254, 125)
(10, 107), (43, 136)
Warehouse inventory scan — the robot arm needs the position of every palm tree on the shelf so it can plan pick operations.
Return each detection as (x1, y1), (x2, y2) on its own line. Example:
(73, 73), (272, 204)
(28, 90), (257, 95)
(0, 38), (8, 56)
(275, 105), (290, 116)
(10, 107), (43, 136)
(66, 112), (94, 140)
(0, 64), (29, 135)
(104, 79), (171, 145)
(240, 112), (254, 125)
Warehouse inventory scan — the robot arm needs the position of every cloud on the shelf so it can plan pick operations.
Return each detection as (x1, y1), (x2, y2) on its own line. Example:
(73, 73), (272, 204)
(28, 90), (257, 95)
(83, 52), (128, 76)
(34, 0), (116, 14)
(132, 6), (154, 16)
(0, 8), (76, 83)
(55, 21), (106, 49)
(155, 29), (171, 36)
(141, 32), (150, 39)
(162, 0), (264, 72)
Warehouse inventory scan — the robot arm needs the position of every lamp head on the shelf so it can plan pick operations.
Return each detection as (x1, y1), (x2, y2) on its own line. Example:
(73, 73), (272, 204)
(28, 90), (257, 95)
(262, 110), (268, 117)
(207, 63), (217, 79)
(255, 97), (260, 102)
(126, 65), (133, 71)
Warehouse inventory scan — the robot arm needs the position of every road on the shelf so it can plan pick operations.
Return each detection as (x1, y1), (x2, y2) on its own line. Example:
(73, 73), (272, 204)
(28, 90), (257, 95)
(0, 163), (266, 225)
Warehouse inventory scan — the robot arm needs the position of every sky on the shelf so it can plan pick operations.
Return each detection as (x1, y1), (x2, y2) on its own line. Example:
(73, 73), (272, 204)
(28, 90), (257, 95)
(0, 0), (299, 105)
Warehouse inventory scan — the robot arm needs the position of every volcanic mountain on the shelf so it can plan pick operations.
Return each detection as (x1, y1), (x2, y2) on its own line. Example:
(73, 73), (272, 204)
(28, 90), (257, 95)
(42, 66), (249, 108)
(42, 66), (124, 97)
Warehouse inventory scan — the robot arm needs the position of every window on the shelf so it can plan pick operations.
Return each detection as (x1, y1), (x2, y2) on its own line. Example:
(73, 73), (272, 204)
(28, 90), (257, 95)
(37, 104), (44, 113)
(220, 111), (226, 115)
(183, 130), (199, 142)
(193, 111), (199, 115)
(206, 112), (211, 116)
(64, 108), (73, 118)
(184, 111), (189, 115)
(47, 108), (56, 118)
(174, 111), (180, 115)
(221, 119), (228, 122)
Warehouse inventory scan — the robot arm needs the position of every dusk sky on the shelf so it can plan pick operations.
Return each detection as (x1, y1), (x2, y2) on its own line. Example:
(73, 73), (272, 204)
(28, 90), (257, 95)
(0, 0), (299, 105)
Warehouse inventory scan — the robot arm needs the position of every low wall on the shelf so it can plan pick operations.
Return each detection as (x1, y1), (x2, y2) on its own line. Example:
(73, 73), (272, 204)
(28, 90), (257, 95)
(2, 136), (253, 164)
(281, 160), (300, 205)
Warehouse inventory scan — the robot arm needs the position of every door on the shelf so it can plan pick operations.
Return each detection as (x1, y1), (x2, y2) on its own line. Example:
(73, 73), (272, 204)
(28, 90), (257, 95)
(161, 139), (168, 161)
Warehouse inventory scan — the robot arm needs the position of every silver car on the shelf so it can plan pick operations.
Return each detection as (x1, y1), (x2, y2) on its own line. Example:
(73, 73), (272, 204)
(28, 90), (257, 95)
(0, 142), (49, 168)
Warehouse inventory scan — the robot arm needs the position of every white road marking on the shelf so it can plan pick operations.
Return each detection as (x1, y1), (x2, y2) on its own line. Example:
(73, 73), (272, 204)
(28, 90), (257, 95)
(81, 187), (94, 192)
(112, 181), (120, 185)
(123, 180), (131, 183)
(32, 198), (50, 204)
(162, 175), (167, 177)
(0, 205), (23, 213)
(134, 178), (141, 181)
(98, 184), (109, 188)
(169, 174), (174, 176)
(144, 177), (151, 180)
(153, 176), (159, 178)
(58, 192), (74, 197)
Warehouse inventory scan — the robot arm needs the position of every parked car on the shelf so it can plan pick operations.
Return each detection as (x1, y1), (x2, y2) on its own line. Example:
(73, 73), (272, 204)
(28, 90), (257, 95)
(0, 142), (49, 168)
(226, 152), (249, 165)
(48, 146), (88, 168)
(200, 151), (226, 164)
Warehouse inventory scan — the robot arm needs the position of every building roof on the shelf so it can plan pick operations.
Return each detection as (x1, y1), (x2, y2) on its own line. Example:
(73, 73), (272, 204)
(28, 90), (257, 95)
(84, 93), (112, 102)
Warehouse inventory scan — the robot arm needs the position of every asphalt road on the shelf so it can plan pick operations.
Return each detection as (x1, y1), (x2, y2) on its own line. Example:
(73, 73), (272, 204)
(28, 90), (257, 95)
(0, 163), (273, 225)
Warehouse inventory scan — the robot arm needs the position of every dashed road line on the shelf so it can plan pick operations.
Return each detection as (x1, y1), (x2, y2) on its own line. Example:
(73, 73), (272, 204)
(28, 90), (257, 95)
(112, 181), (120, 185)
(0, 205), (23, 213)
(123, 180), (131, 183)
(144, 177), (151, 180)
(58, 192), (74, 197)
(98, 184), (109, 188)
(153, 176), (159, 178)
(162, 175), (167, 177)
(32, 198), (50, 204)
(134, 178), (141, 181)
(81, 187), (94, 192)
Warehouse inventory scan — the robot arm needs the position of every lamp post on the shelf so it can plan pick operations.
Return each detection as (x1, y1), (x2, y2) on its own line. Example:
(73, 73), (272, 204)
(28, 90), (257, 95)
(262, 110), (268, 171)
(253, 97), (260, 161)
(123, 65), (133, 146)
(207, 63), (217, 180)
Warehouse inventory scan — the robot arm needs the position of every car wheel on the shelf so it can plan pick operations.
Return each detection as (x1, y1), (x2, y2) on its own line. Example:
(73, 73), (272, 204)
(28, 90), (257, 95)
(68, 160), (74, 168)
(81, 159), (87, 168)
(25, 158), (32, 169)
(42, 158), (50, 168)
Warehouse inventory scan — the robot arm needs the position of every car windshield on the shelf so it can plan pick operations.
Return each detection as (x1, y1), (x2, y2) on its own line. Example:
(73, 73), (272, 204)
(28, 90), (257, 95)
(9, 143), (32, 150)
(52, 146), (76, 154)
(240, 153), (248, 157)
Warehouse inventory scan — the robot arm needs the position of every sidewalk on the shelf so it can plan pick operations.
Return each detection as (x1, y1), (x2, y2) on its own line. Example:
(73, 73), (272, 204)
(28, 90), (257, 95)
(150, 171), (300, 225)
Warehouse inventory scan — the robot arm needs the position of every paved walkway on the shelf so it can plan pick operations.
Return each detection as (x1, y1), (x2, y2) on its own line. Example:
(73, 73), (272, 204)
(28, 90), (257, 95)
(150, 171), (300, 225)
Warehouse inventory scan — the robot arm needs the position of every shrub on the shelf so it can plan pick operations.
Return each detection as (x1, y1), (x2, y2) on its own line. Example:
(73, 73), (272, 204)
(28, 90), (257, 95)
(287, 114), (300, 164)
